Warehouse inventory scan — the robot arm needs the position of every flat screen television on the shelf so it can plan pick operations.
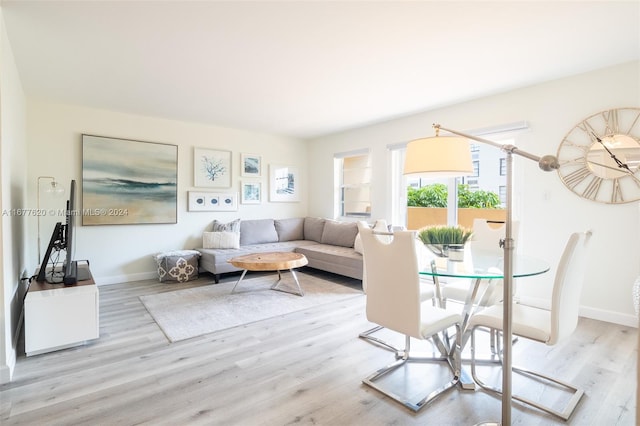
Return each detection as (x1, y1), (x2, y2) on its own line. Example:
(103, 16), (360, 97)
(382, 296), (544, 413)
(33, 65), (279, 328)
(36, 179), (89, 284)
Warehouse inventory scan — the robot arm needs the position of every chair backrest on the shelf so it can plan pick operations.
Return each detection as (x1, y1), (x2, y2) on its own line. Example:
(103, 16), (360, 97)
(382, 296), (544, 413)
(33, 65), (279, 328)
(470, 218), (520, 254)
(549, 231), (592, 345)
(358, 226), (422, 339)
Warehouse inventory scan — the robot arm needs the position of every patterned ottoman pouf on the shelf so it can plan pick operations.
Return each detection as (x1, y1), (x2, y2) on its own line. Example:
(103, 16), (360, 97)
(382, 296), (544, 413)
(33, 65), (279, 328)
(153, 250), (201, 283)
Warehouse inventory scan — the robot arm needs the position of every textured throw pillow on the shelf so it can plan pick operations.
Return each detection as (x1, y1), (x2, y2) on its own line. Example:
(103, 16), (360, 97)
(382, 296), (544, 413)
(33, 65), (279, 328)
(203, 231), (240, 249)
(212, 218), (241, 233)
(157, 255), (199, 283)
(321, 220), (359, 248)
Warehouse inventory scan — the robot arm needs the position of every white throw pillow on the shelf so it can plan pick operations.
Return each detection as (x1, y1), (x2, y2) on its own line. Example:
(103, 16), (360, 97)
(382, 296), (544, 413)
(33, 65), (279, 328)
(354, 219), (389, 254)
(203, 231), (240, 249)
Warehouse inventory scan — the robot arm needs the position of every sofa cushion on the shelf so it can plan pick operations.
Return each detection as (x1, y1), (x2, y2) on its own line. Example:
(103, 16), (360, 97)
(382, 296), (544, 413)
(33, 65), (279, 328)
(203, 231), (240, 249)
(275, 218), (305, 242)
(212, 218), (241, 232)
(240, 219), (279, 245)
(294, 244), (363, 280)
(321, 220), (358, 248)
(304, 217), (326, 243)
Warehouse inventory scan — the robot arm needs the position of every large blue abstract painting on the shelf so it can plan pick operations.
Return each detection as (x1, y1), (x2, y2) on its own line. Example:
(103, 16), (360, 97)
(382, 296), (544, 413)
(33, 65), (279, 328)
(82, 135), (178, 225)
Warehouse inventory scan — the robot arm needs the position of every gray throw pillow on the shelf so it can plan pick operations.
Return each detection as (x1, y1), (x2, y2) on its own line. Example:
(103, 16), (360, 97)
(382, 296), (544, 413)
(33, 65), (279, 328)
(212, 218), (241, 232)
(240, 219), (279, 245)
(321, 220), (358, 248)
(275, 218), (305, 241)
(304, 217), (326, 243)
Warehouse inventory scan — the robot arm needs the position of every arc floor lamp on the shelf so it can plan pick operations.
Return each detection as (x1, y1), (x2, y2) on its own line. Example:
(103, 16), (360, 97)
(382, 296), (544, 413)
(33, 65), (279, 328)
(404, 124), (559, 425)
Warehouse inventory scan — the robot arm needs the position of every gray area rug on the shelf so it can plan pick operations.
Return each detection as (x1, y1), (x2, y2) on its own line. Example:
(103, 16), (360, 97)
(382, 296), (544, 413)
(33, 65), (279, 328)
(140, 271), (362, 342)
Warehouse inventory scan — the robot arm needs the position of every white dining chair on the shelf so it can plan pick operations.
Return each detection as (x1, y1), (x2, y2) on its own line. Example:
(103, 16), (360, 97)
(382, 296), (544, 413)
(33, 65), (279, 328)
(468, 230), (592, 420)
(358, 221), (437, 352)
(358, 227), (462, 412)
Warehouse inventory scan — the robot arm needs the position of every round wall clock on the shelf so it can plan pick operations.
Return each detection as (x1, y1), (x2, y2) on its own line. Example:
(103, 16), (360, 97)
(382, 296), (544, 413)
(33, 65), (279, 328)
(557, 107), (640, 204)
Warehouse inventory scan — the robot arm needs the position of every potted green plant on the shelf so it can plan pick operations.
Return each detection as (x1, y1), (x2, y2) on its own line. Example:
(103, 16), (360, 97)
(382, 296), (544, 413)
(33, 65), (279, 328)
(416, 225), (473, 260)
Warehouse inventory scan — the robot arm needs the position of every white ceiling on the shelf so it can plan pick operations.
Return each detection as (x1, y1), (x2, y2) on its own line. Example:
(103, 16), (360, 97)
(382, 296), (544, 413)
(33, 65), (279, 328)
(2, 1), (639, 139)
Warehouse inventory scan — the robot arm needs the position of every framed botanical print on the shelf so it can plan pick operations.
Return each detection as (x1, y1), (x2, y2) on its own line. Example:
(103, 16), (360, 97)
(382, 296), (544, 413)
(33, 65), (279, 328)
(269, 164), (300, 202)
(194, 148), (232, 188)
(241, 181), (262, 204)
(240, 153), (261, 177)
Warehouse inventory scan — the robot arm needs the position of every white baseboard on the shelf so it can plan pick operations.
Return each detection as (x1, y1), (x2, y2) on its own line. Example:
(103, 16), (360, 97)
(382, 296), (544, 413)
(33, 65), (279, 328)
(518, 295), (638, 328)
(95, 271), (158, 286)
(579, 306), (638, 328)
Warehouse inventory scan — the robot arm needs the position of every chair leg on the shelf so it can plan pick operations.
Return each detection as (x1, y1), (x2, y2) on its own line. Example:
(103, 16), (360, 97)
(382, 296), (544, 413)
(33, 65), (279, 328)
(358, 325), (402, 353)
(470, 326), (584, 421)
(363, 327), (461, 412)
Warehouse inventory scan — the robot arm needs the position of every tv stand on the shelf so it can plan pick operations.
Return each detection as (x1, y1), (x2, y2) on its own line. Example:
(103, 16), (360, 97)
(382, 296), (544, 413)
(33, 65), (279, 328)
(63, 260), (92, 285)
(25, 264), (99, 356)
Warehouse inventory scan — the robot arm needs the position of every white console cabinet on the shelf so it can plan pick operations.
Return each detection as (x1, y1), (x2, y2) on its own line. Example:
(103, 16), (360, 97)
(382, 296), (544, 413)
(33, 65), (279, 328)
(25, 267), (99, 356)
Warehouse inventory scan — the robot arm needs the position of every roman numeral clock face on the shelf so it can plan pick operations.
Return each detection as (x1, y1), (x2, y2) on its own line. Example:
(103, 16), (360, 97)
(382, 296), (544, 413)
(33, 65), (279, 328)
(557, 107), (640, 204)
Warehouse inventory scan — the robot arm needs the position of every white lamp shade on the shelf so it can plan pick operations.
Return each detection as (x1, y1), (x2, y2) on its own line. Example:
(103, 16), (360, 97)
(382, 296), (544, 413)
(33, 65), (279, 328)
(403, 136), (474, 178)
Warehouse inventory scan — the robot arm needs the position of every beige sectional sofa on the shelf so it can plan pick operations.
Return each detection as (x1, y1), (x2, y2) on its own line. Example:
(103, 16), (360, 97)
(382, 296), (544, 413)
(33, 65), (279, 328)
(197, 217), (363, 283)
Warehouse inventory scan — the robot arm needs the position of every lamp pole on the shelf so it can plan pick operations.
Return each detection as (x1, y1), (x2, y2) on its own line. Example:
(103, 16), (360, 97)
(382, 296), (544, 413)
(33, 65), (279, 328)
(435, 125), (558, 425)
(37, 176), (63, 263)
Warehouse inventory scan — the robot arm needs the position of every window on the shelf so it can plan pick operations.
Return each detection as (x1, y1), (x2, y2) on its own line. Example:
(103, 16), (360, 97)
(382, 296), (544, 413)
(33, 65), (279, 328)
(390, 121), (529, 227)
(335, 151), (371, 218)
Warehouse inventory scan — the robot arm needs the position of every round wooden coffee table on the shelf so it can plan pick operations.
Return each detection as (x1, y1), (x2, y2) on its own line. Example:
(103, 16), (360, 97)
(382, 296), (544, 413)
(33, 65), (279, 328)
(228, 252), (308, 296)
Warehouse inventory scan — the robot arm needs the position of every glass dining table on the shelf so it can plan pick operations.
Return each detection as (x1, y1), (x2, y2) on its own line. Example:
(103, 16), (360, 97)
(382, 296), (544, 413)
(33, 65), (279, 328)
(419, 247), (550, 389)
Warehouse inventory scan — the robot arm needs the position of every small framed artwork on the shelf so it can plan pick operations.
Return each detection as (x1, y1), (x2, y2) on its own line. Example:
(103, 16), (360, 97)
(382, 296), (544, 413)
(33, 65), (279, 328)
(188, 191), (238, 211)
(269, 164), (300, 202)
(241, 181), (262, 204)
(240, 153), (262, 177)
(194, 148), (232, 188)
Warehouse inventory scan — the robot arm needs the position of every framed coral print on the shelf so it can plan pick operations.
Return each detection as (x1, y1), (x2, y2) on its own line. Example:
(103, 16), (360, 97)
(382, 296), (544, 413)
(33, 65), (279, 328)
(188, 191), (238, 211)
(82, 134), (177, 225)
(194, 148), (232, 188)
(241, 181), (261, 204)
(241, 153), (261, 177)
(269, 164), (300, 202)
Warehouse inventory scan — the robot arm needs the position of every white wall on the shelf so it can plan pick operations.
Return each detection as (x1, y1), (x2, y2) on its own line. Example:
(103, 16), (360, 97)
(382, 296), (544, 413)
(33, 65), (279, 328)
(0, 7), (28, 383)
(308, 61), (640, 327)
(26, 101), (308, 284)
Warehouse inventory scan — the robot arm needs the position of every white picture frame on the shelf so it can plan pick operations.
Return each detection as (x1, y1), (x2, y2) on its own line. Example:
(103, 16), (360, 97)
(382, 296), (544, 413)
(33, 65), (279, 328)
(240, 153), (262, 177)
(188, 191), (238, 211)
(269, 164), (300, 202)
(241, 181), (262, 204)
(194, 148), (232, 188)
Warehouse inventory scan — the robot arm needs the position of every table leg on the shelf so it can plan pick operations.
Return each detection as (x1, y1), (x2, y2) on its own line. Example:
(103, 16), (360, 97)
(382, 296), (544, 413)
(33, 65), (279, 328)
(231, 269), (249, 293)
(271, 268), (304, 297)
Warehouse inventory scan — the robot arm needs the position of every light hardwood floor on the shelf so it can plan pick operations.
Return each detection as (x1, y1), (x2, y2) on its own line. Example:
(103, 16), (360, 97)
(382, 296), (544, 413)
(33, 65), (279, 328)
(1, 269), (636, 425)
